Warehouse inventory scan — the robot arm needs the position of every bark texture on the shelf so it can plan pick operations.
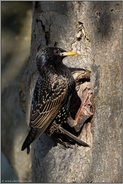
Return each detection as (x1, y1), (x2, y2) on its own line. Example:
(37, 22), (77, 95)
(20, 1), (122, 182)
(2, 1), (121, 183)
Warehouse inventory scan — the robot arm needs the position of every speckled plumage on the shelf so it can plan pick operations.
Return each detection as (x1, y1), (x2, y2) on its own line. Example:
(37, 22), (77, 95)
(21, 47), (89, 154)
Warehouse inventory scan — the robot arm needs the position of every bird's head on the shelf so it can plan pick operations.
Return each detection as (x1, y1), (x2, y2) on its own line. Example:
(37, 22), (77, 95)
(36, 47), (78, 68)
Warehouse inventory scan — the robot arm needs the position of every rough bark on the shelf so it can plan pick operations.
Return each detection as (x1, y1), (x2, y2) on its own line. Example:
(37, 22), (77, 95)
(20, 1), (122, 182)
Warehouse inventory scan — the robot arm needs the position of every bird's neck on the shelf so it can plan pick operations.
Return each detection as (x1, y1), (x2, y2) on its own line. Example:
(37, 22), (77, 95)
(49, 62), (71, 77)
(38, 62), (71, 78)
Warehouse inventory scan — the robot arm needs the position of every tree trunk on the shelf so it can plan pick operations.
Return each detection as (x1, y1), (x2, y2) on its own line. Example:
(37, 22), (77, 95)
(21, 1), (122, 182)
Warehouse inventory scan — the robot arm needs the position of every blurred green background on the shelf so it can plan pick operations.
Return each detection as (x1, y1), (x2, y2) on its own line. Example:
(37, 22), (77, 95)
(1, 2), (32, 181)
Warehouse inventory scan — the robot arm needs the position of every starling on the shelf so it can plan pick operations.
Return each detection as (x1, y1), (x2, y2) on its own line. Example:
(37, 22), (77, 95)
(21, 47), (89, 154)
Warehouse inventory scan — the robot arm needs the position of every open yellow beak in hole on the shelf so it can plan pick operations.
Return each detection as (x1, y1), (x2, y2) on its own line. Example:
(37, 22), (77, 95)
(60, 51), (79, 57)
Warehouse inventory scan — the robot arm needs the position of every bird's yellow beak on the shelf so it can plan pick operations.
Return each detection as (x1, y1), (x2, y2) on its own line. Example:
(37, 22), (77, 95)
(60, 51), (79, 56)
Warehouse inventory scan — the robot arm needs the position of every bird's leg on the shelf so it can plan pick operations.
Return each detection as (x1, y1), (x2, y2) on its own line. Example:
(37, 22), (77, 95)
(55, 137), (74, 149)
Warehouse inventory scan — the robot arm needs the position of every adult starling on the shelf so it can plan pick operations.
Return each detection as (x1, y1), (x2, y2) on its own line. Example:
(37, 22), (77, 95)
(21, 47), (89, 154)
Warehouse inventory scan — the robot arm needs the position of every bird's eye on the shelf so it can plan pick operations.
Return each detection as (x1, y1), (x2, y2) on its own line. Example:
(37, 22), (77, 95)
(54, 49), (60, 55)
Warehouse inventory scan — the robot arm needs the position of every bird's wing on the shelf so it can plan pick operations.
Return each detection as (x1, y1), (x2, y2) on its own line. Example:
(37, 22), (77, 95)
(30, 77), (68, 133)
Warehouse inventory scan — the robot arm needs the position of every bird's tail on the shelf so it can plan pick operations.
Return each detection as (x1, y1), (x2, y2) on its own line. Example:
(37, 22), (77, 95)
(59, 126), (90, 147)
(21, 128), (39, 154)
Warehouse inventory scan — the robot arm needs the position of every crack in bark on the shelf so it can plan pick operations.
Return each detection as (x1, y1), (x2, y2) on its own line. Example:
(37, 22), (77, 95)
(36, 18), (51, 45)
(76, 21), (90, 42)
